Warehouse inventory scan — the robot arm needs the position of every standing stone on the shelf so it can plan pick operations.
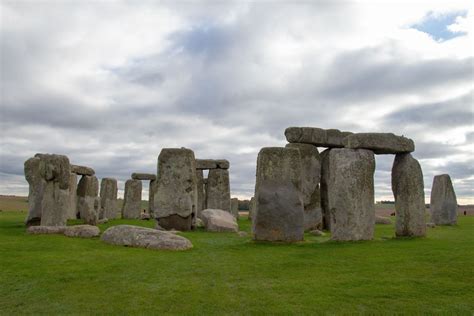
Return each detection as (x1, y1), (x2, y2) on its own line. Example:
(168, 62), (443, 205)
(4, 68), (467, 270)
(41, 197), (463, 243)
(122, 179), (142, 219)
(392, 153), (426, 237)
(325, 148), (375, 241)
(253, 147), (304, 242)
(154, 148), (198, 231)
(231, 198), (239, 219)
(430, 174), (457, 225)
(100, 178), (118, 219)
(148, 179), (157, 218)
(286, 143), (322, 230)
(68, 173), (78, 219)
(320, 149), (331, 230)
(36, 154), (71, 227)
(196, 169), (206, 217)
(206, 169), (231, 213)
(248, 197), (255, 221)
(77, 175), (100, 225)
(24, 157), (45, 226)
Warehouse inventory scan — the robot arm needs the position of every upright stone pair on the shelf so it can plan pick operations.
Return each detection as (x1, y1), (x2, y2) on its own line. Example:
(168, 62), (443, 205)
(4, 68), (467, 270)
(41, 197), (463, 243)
(253, 147), (304, 242)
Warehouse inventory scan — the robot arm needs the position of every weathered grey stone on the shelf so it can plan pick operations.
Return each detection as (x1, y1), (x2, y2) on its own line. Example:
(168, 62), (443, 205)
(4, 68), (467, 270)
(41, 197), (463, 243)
(196, 159), (218, 170)
(375, 216), (392, 225)
(309, 229), (326, 236)
(140, 212), (151, 220)
(392, 153), (426, 237)
(430, 174), (457, 225)
(71, 164), (95, 176)
(196, 169), (206, 217)
(216, 159), (230, 169)
(286, 143), (322, 231)
(122, 179), (142, 219)
(248, 197), (255, 221)
(148, 179), (156, 217)
(68, 173), (78, 220)
(285, 127), (352, 147)
(154, 148), (198, 231)
(131, 173), (156, 181)
(101, 225), (193, 251)
(195, 218), (204, 228)
(326, 148), (375, 241)
(77, 175), (100, 225)
(231, 198), (239, 219)
(253, 180), (304, 242)
(343, 133), (414, 154)
(320, 149), (331, 230)
(27, 225), (66, 234)
(35, 154), (71, 227)
(200, 209), (239, 232)
(64, 225), (100, 238)
(24, 157), (45, 226)
(100, 178), (118, 219)
(426, 222), (436, 228)
(206, 169), (231, 213)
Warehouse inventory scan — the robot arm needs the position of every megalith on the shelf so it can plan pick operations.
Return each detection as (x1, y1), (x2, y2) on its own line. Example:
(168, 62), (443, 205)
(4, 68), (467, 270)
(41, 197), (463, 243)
(148, 179), (157, 218)
(325, 148), (375, 241)
(100, 178), (118, 219)
(253, 147), (304, 242)
(36, 154), (71, 227)
(68, 173), (78, 219)
(343, 133), (414, 154)
(248, 197), (255, 221)
(24, 157), (45, 226)
(231, 198), (239, 219)
(391, 153), (426, 237)
(77, 175), (100, 225)
(430, 174), (457, 225)
(206, 168), (231, 212)
(196, 169), (206, 217)
(286, 143), (322, 230)
(122, 179), (142, 219)
(320, 149), (331, 230)
(153, 148), (198, 231)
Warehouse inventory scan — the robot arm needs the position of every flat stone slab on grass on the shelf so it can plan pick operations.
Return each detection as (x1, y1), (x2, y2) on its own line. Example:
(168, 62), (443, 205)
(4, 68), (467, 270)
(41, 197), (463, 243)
(343, 133), (414, 154)
(101, 225), (193, 251)
(131, 173), (156, 181)
(27, 226), (67, 234)
(200, 209), (238, 232)
(64, 225), (100, 238)
(285, 127), (352, 147)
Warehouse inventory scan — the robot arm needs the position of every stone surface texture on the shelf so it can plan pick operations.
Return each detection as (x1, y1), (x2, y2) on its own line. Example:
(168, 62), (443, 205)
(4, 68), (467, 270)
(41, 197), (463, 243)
(206, 168), (231, 212)
(122, 179), (142, 219)
(231, 198), (239, 218)
(430, 174), (458, 225)
(77, 175), (100, 225)
(100, 178), (118, 219)
(200, 209), (239, 232)
(285, 127), (352, 147)
(71, 164), (95, 176)
(101, 225), (193, 250)
(131, 173), (156, 181)
(392, 153), (426, 237)
(343, 133), (414, 154)
(24, 157), (45, 226)
(68, 173), (78, 220)
(27, 225), (66, 234)
(64, 225), (100, 238)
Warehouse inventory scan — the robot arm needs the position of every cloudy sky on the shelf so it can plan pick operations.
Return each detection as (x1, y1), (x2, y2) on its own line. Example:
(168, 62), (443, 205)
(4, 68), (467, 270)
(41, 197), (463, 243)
(1, 0), (473, 203)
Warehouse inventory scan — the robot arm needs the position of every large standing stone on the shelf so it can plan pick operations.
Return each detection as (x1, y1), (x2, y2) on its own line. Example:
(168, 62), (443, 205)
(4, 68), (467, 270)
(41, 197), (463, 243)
(320, 149), (331, 230)
(68, 173), (78, 220)
(148, 179), (157, 218)
(122, 179), (142, 219)
(430, 174), (457, 225)
(100, 178), (118, 219)
(285, 127), (352, 147)
(286, 143), (322, 230)
(77, 175), (100, 225)
(231, 198), (239, 219)
(196, 169), (206, 217)
(343, 133), (414, 154)
(248, 197), (255, 221)
(206, 169), (231, 213)
(253, 147), (304, 242)
(24, 157), (45, 226)
(154, 148), (198, 231)
(325, 148), (375, 241)
(36, 154), (71, 227)
(392, 153), (426, 237)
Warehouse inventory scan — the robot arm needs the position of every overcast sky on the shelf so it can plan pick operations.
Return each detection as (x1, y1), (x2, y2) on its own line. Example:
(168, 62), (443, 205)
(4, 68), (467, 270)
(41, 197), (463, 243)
(1, 1), (473, 203)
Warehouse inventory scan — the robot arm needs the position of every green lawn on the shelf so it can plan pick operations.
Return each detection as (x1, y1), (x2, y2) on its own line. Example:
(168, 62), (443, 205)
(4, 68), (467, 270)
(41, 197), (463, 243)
(1, 211), (473, 315)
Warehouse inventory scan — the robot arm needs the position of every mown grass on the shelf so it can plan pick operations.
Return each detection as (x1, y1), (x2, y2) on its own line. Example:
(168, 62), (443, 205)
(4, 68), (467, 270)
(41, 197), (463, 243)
(1, 211), (473, 315)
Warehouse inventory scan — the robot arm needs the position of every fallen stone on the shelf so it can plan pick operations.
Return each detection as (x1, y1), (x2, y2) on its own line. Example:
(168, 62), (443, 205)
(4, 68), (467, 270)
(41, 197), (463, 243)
(325, 148), (375, 241)
(392, 153), (426, 237)
(154, 148), (198, 230)
(101, 225), (193, 251)
(206, 169), (231, 212)
(131, 173), (156, 181)
(100, 178), (118, 219)
(309, 229), (326, 236)
(71, 164), (95, 176)
(430, 174), (457, 225)
(77, 175), (100, 225)
(285, 127), (352, 147)
(27, 226), (66, 234)
(343, 133), (414, 154)
(375, 216), (392, 225)
(122, 179), (142, 219)
(64, 225), (100, 238)
(200, 209), (238, 232)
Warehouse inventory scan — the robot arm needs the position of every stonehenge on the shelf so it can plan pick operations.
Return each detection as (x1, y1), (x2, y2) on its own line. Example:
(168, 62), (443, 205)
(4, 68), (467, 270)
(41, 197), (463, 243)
(68, 173), (78, 219)
(430, 174), (458, 225)
(230, 198), (239, 219)
(153, 148), (198, 231)
(77, 175), (100, 225)
(100, 178), (118, 219)
(122, 179), (142, 219)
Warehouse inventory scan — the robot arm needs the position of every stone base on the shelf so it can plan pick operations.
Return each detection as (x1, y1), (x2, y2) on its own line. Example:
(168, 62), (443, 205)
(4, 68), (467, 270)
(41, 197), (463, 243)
(158, 214), (193, 231)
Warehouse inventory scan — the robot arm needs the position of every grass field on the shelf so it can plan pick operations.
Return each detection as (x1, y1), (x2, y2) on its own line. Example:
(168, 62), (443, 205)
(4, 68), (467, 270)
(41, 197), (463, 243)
(1, 209), (473, 314)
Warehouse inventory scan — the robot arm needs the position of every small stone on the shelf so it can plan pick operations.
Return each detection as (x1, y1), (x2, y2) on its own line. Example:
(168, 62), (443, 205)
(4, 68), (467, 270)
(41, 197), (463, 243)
(200, 209), (238, 232)
(309, 229), (325, 236)
(195, 218), (204, 228)
(131, 173), (156, 181)
(140, 212), (151, 220)
(64, 225), (100, 238)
